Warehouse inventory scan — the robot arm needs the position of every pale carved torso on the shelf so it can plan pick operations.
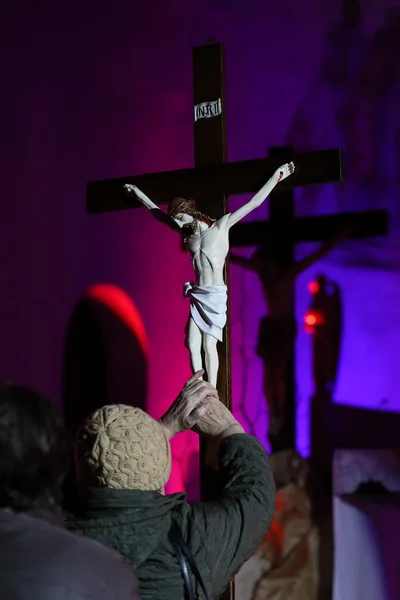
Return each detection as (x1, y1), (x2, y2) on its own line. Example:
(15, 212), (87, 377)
(123, 162), (293, 289)
(184, 215), (230, 287)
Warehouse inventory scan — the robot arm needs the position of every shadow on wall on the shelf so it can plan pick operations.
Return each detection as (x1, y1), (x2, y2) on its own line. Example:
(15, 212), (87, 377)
(62, 283), (148, 434)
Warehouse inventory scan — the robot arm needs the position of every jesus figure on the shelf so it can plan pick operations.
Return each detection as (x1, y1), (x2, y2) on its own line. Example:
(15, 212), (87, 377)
(124, 162), (295, 387)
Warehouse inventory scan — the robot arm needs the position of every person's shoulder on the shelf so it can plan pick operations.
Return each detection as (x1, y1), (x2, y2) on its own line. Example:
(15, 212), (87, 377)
(220, 432), (266, 455)
(57, 527), (140, 597)
(28, 515), (123, 568)
(61, 523), (123, 564)
(3, 512), (139, 598)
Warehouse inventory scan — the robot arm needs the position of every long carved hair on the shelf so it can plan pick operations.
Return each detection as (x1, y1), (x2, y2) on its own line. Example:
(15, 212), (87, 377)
(167, 197), (215, 237)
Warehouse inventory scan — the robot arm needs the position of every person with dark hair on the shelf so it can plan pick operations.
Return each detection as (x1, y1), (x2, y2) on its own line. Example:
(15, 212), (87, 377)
(66, 370), (276, 600)
(0, 384), (140, 600)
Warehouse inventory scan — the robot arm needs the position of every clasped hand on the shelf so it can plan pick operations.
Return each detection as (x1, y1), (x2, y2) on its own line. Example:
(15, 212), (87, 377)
(159, 370), (243, 441)
(159, 370), (217, 438)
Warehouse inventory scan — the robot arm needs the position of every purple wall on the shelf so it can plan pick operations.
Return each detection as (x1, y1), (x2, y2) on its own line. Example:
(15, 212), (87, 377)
(2, 1), (400, 492)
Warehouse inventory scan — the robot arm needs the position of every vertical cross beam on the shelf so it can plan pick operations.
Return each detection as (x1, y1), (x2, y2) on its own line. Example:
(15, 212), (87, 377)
(192, 42), (230, 426)
(268, 146), (296, 450)
(192, 43), (234, 600)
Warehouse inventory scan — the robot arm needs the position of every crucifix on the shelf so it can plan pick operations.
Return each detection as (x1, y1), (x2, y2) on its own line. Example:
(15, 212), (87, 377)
(86, 40), (385, 600)
(229, 145), (388, 453)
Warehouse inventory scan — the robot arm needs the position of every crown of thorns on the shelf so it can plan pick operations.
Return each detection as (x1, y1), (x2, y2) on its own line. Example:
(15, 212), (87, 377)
(167, 197), (195, 218)
(167, 198), (216, 227)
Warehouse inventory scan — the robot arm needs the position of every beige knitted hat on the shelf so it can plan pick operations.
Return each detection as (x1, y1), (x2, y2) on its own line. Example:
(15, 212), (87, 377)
(75, 405), (172, 491)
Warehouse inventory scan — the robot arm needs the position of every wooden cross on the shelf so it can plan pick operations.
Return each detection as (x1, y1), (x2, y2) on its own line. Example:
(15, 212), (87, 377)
(87, 41), (385, 599)
(87, 46), (344, 414)
(229, 145), (388, 453)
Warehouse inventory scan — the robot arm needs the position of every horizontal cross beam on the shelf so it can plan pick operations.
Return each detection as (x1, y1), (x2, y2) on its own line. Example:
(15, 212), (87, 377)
(87, 149), (342, 214)
(229, 210), (389, 247)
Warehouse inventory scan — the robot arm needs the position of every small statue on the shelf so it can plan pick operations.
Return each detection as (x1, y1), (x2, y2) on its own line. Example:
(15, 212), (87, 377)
(124, 162), (295, 387)
(231, 226), (351, 450)
(310, 274), (342, 396)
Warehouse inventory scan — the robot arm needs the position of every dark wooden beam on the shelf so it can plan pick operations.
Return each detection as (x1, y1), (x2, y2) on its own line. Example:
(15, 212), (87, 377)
(193, 43), (226, 169)
(192, 42), (233, 600)
(87, 149), (343, 214)
(192, 43), (231, 415)
(267, 146), (296, 451)
(229, 209), (388, 247)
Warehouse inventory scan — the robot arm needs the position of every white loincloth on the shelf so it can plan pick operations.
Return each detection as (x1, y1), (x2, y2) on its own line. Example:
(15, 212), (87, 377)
(184, 282), (227, 342)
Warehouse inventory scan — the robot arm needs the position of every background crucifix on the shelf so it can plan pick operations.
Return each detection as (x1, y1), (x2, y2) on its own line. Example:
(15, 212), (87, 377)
(88, 40), (356, 600)
(229, 148), (388, 452)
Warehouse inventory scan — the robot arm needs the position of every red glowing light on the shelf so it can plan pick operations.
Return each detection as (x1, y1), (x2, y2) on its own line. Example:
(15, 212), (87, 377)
(304, 310), (326, 331)
(305, 313), (317, 326)
(85, 283), (149, 356)
(308, 280), (320, 294)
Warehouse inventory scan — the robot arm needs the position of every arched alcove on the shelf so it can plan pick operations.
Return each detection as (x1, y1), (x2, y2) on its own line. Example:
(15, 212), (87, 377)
(62, 283), (148, 433)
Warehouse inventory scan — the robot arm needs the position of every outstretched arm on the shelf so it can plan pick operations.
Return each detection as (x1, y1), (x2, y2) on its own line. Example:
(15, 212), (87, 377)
(123, 184), (180, 232)
(289, 242), (335, 278)
(288, 222), (353, 278)
(187, 431), (275, 596)
(226, 162), (295, 228)
(187, 399), (275, 596)
(123, 183), (159, 210)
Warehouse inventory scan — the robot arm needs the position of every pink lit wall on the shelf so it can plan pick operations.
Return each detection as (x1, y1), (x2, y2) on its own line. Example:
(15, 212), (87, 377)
(1, 1), (400, 495)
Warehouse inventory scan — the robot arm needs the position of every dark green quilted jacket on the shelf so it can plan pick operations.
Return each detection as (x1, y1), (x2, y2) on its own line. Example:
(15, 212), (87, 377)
(66, 434), (275, 600)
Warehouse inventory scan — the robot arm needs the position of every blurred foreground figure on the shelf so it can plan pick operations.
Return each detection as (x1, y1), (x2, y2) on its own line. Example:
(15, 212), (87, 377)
(0, 384), (140, 600)
(67, 370), (276, 600)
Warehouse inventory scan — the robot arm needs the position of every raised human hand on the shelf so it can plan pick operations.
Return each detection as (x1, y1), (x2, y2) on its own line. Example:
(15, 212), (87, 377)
(193, 395), (244, 439)
(275, 161), (295, 183)
(159, 370), (218, 439)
